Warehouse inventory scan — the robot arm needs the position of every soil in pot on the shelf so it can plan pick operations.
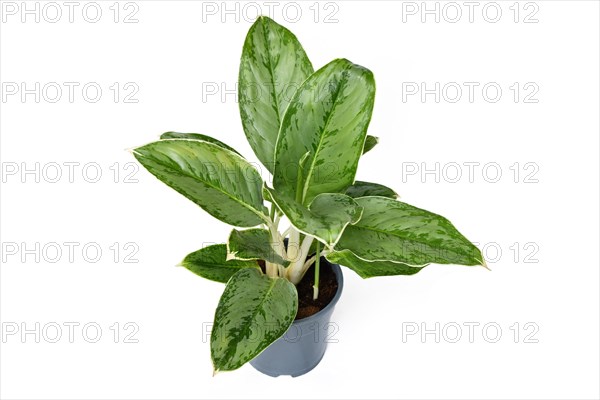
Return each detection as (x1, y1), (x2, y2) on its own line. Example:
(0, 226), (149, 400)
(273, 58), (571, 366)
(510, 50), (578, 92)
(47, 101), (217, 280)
(257, 257), (338, 320)
(295, 259), (338, 320)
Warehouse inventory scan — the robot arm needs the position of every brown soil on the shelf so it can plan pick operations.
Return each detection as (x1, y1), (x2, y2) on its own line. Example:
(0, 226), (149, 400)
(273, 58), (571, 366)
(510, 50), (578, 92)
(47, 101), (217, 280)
(256, 257), (338, 320)
(294, 257), (338, 319)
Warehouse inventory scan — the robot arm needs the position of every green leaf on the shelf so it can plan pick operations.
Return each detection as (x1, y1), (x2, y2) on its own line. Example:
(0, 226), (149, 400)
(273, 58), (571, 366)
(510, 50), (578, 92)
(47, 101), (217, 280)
(266, 187), (363, 248)
(133, 139), (267, 227)
(345, 181), (398, 199)
(274, 58), (376, 205)
(336, 196), (485, 267)
(227, 228), (289, 267)
(327, 249), (426, 279)
(179, 244), (258, 283)
(362, 135), (379, 154)
(211, 268), (298, 372)
(262, 186), (274, 203)
(239, 16), (314, 173)
(160, 132), (243, 156)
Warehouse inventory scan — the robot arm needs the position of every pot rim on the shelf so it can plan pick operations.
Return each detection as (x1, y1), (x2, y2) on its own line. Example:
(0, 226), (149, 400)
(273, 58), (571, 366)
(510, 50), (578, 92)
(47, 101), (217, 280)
(292, 259), (344, 325)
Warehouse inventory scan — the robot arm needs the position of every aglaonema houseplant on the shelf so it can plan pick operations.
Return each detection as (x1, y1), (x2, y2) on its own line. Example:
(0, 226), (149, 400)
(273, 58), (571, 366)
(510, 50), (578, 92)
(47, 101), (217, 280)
(131, 16), (486, 376)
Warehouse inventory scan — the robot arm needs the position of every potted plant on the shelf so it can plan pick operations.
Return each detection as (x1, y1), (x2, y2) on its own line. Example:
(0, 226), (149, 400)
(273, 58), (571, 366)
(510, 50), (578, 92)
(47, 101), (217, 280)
(131, 16), (486, 377)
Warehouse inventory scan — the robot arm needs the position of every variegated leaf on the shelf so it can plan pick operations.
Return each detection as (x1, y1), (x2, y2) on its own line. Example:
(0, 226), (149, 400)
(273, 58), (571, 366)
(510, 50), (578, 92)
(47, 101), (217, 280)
(133, 139), (267, 227)
(180, 244), (258, 283)
(227, 228), (289, 267)
(345, 181), (398, 199)
(327, 249), (426, 279)
(273, 58), (376, 205)
(211, 268), (297, 372)
(160, 132), (242, 156)
(336, 196), (485, 267)
(362, 135), (379, 154)
(239, 16), (313, 172)
(266, 187), (363, 248)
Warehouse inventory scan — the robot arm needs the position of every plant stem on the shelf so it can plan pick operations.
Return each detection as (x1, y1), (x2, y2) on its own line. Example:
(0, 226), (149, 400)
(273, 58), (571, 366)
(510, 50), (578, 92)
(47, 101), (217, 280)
(287, 227), (300, 263)
(287, 235), (314, 284)
(265, 261), (278, 277)
(312, 241), (320, 300)
(265, 203), (285, 278)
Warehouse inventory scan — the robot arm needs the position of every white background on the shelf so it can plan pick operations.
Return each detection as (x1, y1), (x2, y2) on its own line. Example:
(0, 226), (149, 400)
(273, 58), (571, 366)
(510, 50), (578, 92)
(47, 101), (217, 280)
(1, 1), (599, 399)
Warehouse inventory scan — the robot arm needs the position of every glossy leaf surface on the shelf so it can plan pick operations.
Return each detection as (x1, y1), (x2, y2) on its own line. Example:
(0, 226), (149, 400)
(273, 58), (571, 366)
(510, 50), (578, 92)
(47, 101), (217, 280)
(227, 228), (289, 266)
(362, 135), (379, 154)
(327, 249), (426, 278)
(133, 140), (267, 227)
(160, 132), (242, 156)
(211, 268), (297, 372)
(273, 58), (376, 204)
(266, 188), (363, 248)
(239, 16), (313, 172)
(180, 244), (257, 283)
(336, 196), (484, 266)
(345, 181), (398, 199)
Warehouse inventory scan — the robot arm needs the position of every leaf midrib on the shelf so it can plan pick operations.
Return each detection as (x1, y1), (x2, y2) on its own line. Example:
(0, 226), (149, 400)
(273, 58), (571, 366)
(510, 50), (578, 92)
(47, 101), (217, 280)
(301, 63), (350, 203)
(260, 19), (282, 133)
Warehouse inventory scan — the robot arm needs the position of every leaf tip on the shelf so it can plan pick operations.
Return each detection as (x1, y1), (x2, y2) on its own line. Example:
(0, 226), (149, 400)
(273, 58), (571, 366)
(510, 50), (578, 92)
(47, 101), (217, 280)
(481, 259), (491, 271)
(254, 14), (273, 27)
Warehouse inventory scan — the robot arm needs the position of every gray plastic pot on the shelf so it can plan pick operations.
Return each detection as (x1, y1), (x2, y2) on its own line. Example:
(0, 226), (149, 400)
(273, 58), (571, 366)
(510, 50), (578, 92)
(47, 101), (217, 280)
(250, 260), (344, 377)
